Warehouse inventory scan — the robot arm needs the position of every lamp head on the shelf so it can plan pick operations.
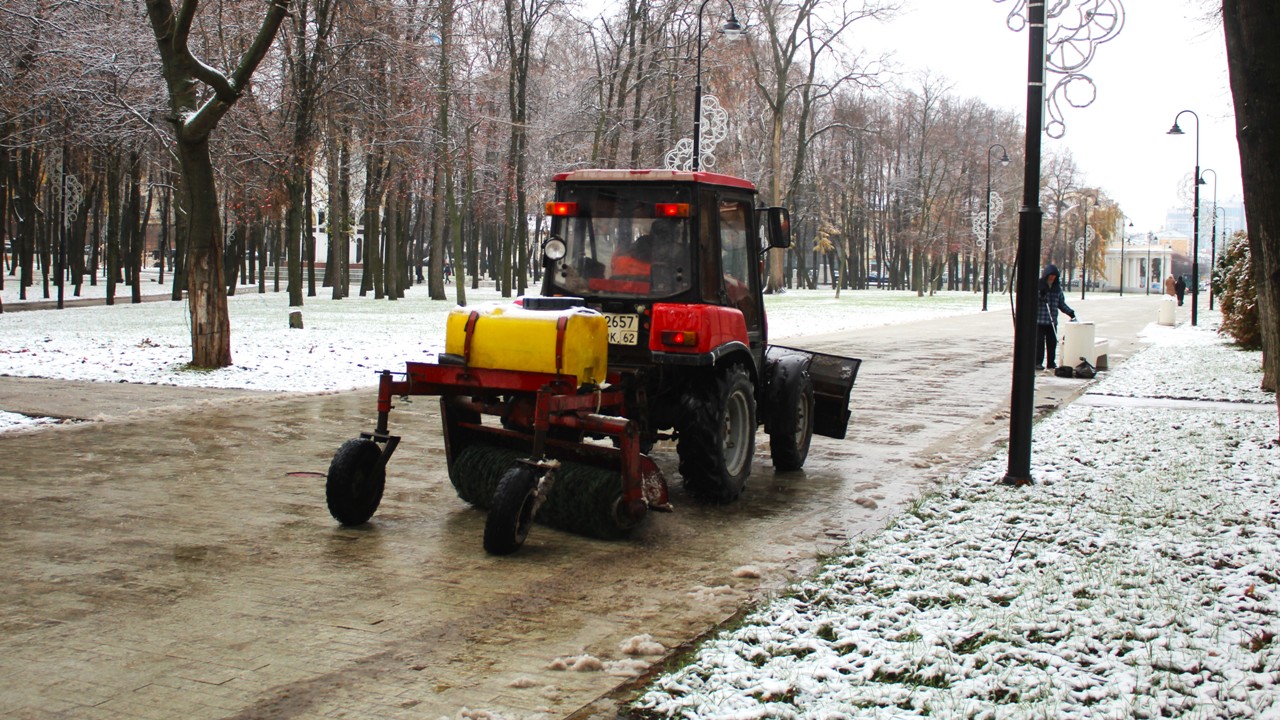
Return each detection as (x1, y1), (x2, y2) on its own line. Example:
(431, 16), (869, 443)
(999, 152), (1011, 167)
(1167, 122), (1184, 136)
(720, 15), (744, 40)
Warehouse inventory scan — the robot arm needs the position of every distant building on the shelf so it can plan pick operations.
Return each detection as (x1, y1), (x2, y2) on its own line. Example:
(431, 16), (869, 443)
(1100, 239), (1176, 293)
(1165, 201), (1246, 258)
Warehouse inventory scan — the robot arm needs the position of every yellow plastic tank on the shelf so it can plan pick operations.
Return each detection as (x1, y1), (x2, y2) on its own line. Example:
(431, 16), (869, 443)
(445, 303), (608, 386)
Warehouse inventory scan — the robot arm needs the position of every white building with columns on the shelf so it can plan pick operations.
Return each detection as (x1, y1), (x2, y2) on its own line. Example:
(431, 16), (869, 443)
(1100, 241), (1177, 293)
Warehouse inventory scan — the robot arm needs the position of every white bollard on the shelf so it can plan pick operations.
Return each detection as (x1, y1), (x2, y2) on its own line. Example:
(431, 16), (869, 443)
(1158, 297), (1176, 326)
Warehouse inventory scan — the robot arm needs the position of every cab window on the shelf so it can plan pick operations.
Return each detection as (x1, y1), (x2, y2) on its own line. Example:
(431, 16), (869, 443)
(546, 186), (693, 299)
(719, 199), (758, 329)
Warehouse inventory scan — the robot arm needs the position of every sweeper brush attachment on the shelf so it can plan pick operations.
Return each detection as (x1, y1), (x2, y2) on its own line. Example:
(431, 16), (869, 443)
(449, 444), (640, 541)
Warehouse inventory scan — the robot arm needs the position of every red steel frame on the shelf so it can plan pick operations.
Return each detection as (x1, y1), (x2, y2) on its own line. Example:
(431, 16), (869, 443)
(365, 362), (670, 524)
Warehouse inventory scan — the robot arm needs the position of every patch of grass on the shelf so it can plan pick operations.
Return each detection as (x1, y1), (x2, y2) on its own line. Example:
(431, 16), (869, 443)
(870, 668), (951, 689)
(955, 632), (995, 654)
(1245, 630), (1275, 653)
(784, 646), (815, 660)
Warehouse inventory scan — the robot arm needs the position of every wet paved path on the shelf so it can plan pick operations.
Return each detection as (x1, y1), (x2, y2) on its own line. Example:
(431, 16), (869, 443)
(0, 294), (1165, 719)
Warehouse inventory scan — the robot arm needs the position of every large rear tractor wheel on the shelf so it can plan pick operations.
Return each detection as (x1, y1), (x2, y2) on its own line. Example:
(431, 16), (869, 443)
(326, 439), (386, 526)
(677, 364), (756, 504)
(769, 365), (815, 472)
(484, 464), (540, 555)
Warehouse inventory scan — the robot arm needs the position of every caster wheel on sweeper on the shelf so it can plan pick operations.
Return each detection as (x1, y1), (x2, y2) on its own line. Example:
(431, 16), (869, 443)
(327, 438), (386, 526)
(484, 464), (540, 555)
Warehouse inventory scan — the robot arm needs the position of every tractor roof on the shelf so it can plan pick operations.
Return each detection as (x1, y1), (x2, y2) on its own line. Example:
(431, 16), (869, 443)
(552, 169), (757, 193)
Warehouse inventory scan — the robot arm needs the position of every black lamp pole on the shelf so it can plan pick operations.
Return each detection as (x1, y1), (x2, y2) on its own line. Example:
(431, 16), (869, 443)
(1079, 191), (1090, 300)
(691, 0), (742, 172)
(1168, 110), (1201, 326)
(1212, 205), (1225, 310)
(1201, 167), (1218, 310)
(1146, 239), (1152, 296)
(1003, 0), (1046, 487)
(1121, 220), (1134, 296)
(984, 143), (1010, 312)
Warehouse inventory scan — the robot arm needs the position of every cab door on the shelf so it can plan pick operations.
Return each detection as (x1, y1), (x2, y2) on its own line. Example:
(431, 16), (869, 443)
(714, 195), (764, 349)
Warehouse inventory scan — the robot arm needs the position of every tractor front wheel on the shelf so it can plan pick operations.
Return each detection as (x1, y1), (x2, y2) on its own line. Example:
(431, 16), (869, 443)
(326, 438), (386, 526)
(677, 364), (756, 504)
(484, 464), (540, 555)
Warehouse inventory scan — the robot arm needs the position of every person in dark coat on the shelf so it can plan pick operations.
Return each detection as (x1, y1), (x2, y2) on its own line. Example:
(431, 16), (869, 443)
(1037, 263), (1077, 370)
(1175, 275), (1187, 306)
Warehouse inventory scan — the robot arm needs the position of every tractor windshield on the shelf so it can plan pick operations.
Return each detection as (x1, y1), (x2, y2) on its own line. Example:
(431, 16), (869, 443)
(546, 185), (693, 299)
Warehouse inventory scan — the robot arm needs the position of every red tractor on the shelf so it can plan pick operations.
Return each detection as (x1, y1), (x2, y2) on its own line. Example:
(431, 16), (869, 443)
(326, 169), (859, 554)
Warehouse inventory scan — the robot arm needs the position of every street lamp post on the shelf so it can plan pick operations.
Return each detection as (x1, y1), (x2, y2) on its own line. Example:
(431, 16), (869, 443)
(1079, 191), (1091, 300)
(1003, 0), (1047, 486)
(691, 0), (743, 172)
(983, 143), (1010, 312)
(1168, 110), (1201, 326)
(1201, 167), (1218, 310)
(1212, 205), (1226, 310)
(1120, 219), (1133, 296)
(1000, 0), (1122, 487)
(1146, 236), (1152, 296)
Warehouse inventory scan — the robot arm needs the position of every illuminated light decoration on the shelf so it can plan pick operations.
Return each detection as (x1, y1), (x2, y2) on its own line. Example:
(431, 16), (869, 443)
(654, 203), (691, 218)
(665, 95), (730, 171)
(997, 0), (1125, 139)
(545, 202), (579, 217)
(971, 191), (1005, 244)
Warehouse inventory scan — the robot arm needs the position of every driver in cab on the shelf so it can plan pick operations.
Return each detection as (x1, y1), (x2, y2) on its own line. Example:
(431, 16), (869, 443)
(610, 218), (675, 280)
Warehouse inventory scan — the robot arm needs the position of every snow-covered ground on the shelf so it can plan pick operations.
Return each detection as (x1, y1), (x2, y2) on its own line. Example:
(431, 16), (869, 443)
(636, 325), (1279, 719)
(0, 276), (979, 396)
(4, 275), (1279, 719)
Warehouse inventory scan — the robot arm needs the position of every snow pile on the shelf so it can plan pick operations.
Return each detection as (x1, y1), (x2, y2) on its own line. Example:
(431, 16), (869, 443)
(637, 330), (1279, 718)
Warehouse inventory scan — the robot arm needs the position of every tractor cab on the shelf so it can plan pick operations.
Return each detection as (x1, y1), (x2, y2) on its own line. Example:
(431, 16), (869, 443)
(540, 169), (791, 370)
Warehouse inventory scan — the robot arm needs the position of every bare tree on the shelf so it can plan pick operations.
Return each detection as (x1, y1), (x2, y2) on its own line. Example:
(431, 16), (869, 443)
(1222, 0), (1280, 424)
(145, 0), (291, 367)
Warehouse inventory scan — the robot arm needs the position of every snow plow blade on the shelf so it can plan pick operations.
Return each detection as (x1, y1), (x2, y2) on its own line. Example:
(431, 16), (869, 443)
(767, 346), (861, 440)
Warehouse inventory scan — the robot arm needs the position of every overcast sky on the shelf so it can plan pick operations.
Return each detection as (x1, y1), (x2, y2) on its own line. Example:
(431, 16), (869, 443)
(857, 0), (1239, 235)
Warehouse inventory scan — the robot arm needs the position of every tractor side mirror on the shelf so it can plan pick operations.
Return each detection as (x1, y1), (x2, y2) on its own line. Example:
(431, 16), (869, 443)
(765, 207), (791, 249)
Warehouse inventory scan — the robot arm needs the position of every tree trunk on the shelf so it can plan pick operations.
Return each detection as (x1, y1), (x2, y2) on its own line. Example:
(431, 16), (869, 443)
(1223, 0), (1280, 423)
(176, 137), (232, 367)
(285, 172), (305, 306)
(126, 154), (146, 302)
(105, 156), (121, 306)
(171, 171), (188, 302)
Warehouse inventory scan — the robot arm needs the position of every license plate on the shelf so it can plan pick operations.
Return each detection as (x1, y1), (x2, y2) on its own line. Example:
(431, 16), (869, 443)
(605, 313), (639, 345)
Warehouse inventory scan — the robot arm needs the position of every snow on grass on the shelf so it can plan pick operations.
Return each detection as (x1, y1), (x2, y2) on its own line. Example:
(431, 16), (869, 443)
(0, 284), (982, 391)
(764, 289), (983, 339)
(635, 328), (1280, 719)
(1090, 322), (1271, 404)
(0, 284), (506, 391)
